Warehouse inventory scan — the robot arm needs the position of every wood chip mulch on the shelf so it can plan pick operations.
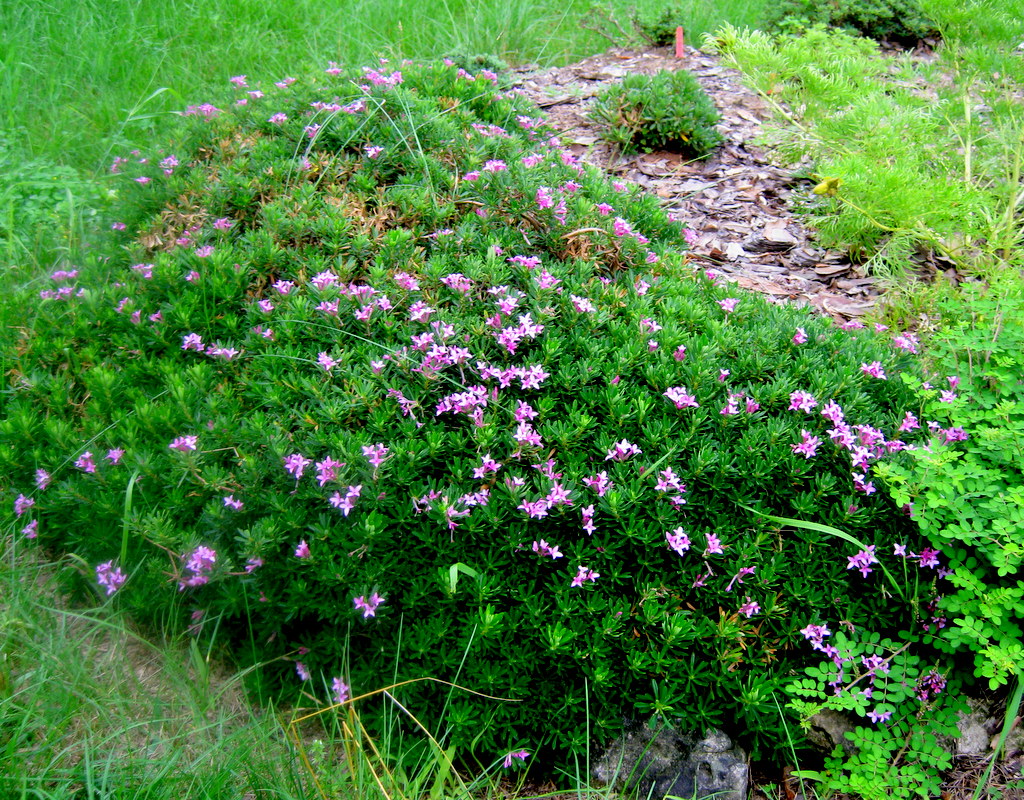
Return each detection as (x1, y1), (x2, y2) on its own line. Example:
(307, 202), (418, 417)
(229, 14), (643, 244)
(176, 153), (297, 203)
(510, 45), (884, 322)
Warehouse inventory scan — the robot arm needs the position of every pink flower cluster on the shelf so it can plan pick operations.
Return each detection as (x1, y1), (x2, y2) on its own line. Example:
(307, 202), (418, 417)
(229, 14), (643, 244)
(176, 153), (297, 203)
(179, 545), (217, 590)
(354, 592), (385, 618)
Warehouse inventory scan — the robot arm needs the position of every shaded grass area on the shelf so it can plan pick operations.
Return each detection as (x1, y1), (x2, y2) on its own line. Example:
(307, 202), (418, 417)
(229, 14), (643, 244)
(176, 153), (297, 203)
(0, 543), (317, 799)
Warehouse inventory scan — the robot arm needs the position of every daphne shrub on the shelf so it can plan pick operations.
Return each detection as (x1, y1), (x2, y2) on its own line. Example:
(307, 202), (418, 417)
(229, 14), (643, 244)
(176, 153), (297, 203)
(588, 70), (723, 158)
(1, 58), (946, 763)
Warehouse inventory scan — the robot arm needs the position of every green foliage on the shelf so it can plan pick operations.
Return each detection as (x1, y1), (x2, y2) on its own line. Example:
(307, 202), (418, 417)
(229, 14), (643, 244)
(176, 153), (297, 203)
(0, 135), (109, 263)
(788, 629), (964, 799)
(588, 70), (723, 158)
(716, 22), (1024, 280)
(0, 58), (935, 765)
(764, 0), (937, 45)
(876, 278), (1024, 689)
(632, 4), (687, 46)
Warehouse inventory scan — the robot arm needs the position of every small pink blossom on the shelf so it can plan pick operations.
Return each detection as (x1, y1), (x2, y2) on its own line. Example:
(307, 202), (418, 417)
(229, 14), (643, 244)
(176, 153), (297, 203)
(738, 598), (760, 618)
(294, 540), (311, 559)
(169, 436), (198, 452)
(283, 453), (311, 480)
(793, 327), (807, 344)
(570, 565), (600, 587)
(666, 527), (691, 555)
(704, 533), (724, 555)
(14, 494), (34, 516)
(502, 750), (530, 768)
(718, 298), (739, 313)
(605, 440), (641, 462)
(792, 430), (821, 459)
(96, 561), (127, 596)
(354, 592), (385, 618)
(860, 361), (887, 380)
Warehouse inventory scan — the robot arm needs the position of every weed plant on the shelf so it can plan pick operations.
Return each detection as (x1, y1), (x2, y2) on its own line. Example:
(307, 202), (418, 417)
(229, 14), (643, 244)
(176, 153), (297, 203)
(0, 56), (965, 768)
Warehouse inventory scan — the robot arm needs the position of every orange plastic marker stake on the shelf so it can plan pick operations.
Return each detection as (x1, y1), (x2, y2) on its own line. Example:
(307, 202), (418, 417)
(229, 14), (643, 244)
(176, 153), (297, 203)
(675, 26), (685, 58)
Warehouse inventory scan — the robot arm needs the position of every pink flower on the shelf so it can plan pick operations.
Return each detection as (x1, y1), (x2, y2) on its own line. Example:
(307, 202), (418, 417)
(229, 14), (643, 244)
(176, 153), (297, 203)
(296, 662), (311, 681)
(793, 327), (808, 344)
(182, 333), (205, 352)
(331, 677), (349, 704)
(613, 217), (632, 237)
(789, 390), (818, 413)
(725, 566), (756, 593)
(673, 345), (687, 361)
(169, 435), (198, 452)
(582, 472), (613, 497)
(867, 708), (893, 724)
(704, 533), (724, 555)
(502, 750), (529, 768)
(605, 440), (641, 462)
(791, 430), (821, 459)
(329, 485), (362, 516)
(283, 453), (311, 480)
(223, 495), (244, 511)
(666, 527), (691, 555)
(22, 520), (38, 539)
(483, 159), (507, 172)
(35, 469), (51, 490)
(213, 217), (234, 230)
(847, 545), (878, 578)
(570, 565), (600, 587)
(179, 545), (217, 589)
(75, 451), (97, 473)
(532, 539), (563, 559)
(354, 592), (385, 618)
(106, 448), (125, 465)
(860, 361), (887, 380)
(96, 561), (127, 596)
(718, 298), (739, 313)
(362, 443), (389, 469)
(317, 352), (338, 372)
(294, 540), (311, 559)
(364, 145), (384, 158)
(14, 494), (34, 517)
(738, 598), (760, 618)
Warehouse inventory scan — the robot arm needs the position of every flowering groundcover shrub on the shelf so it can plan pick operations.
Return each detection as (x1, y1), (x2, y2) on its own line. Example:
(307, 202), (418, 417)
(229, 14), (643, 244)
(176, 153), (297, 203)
(1, 59), (953, 763)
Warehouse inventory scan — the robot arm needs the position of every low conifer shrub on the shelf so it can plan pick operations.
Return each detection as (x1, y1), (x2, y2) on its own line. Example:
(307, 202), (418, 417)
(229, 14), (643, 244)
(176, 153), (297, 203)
(588, 70), (723, 158)
(2, 58), (955, 763)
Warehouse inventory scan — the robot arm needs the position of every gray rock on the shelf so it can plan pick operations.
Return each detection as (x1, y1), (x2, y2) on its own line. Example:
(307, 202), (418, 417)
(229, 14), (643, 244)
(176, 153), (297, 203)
(593, 721), (748, 800)
(806, 709), (858, 755)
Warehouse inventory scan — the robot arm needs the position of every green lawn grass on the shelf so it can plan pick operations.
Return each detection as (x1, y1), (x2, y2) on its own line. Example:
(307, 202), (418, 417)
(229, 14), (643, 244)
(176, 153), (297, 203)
(0, 0), (768, 172)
